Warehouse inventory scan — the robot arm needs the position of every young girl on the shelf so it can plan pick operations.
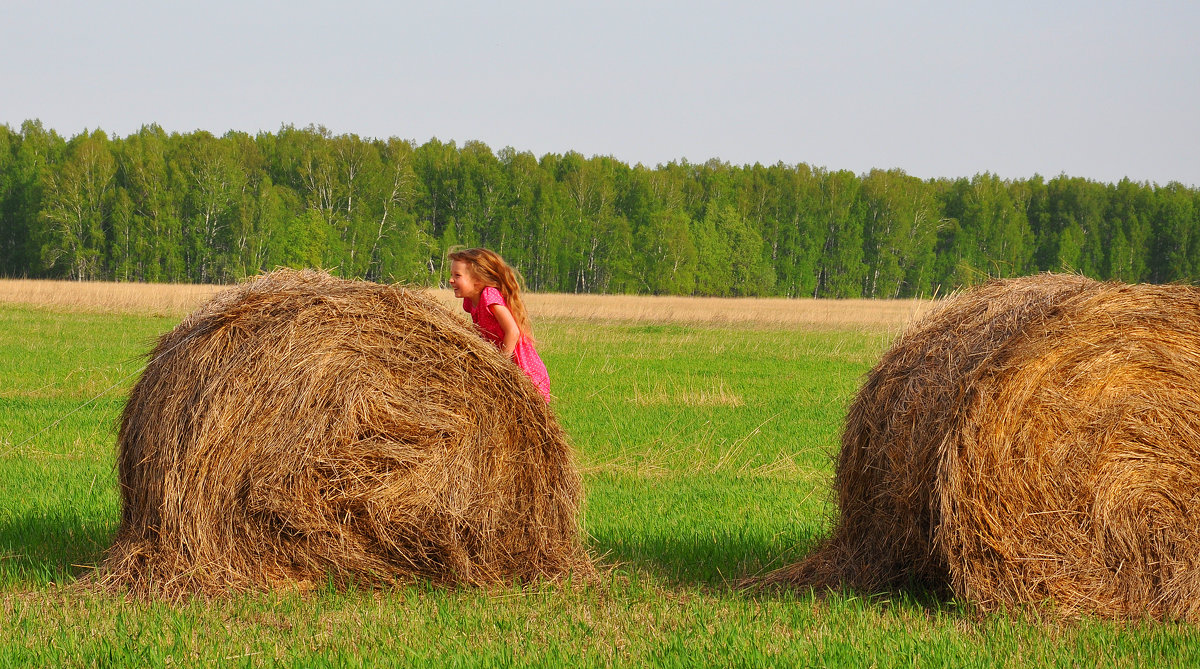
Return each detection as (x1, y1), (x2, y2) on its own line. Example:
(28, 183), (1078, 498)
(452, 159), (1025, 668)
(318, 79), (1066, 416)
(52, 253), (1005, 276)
(448, 248), (551, 402)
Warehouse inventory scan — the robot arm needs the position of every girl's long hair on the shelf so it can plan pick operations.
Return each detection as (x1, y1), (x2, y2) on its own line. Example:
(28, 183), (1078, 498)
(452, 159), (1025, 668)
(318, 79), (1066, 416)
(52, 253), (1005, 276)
(448, 248), (534, 339)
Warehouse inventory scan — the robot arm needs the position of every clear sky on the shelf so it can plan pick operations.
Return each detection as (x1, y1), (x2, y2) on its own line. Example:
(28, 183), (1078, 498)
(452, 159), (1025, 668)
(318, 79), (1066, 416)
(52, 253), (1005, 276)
(5, 1), (1198, 186)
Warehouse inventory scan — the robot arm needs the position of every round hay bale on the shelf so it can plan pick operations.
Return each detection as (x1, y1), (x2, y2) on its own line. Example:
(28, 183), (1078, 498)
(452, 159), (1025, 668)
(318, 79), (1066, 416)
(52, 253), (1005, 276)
(763, 273), (1200, 620)
(95, 269), (592, 599)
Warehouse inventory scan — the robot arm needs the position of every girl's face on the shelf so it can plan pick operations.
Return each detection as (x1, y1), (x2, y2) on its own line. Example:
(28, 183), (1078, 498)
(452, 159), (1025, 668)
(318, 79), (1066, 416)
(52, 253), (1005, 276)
(450, 260), (484, 300)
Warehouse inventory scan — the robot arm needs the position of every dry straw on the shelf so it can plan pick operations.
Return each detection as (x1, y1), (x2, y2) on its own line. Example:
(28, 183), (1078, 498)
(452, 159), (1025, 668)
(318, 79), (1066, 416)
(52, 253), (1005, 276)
(93, 269), (593, 599)
(760, 273), (1200, 620)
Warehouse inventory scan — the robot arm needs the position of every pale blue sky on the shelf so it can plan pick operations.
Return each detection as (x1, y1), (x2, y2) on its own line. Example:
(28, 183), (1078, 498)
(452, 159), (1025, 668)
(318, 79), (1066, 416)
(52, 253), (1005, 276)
(5, 1), (1198, 186)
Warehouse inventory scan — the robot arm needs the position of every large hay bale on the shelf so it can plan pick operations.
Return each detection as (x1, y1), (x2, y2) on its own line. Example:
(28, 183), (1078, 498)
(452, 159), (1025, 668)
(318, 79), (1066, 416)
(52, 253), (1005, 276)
(96, 269), (592, 599)
(765, 273), (1200, 620)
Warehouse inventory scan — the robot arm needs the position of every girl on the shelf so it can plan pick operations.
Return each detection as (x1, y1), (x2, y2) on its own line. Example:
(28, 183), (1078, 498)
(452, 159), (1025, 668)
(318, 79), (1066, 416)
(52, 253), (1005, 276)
(448, 248), (551, 402)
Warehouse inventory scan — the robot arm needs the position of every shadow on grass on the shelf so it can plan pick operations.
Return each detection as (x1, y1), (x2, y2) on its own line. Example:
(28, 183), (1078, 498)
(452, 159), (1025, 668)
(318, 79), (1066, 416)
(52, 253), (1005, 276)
(743, 570), (959, 614)
(0, 510), (112, 585)
(587, 526), (957, 614)
(587, 525), (823, 589)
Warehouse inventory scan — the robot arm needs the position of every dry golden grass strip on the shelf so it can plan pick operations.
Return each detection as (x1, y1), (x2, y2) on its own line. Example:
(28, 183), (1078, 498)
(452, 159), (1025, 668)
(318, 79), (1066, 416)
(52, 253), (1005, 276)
(503, 291), (935, 329)
(0, 278), (932, 329)
(93, 269), (592, 599)
(0, 278), (223, 316)
(760, 273), (1200, 621)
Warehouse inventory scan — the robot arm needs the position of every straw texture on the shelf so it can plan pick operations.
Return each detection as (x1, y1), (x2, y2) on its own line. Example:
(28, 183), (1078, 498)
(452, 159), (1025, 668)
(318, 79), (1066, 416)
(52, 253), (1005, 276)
(95, 269), (591, 599)
(762, 273), (1200, 620)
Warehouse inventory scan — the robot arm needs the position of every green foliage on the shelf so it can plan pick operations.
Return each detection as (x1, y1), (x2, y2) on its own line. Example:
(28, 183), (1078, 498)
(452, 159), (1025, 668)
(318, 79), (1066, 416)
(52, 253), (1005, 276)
(635, 208), (697, 294)
(692, 204), (773, 296)
(814, 170), (867, 297)
(38, 130), (115, 280)
(0, 125), (19, 273)
(1150, 183), (1199, 283)
(270, 210), (330, 269)
(2, 120), (1200, 293)
(860, 169), (940, 298)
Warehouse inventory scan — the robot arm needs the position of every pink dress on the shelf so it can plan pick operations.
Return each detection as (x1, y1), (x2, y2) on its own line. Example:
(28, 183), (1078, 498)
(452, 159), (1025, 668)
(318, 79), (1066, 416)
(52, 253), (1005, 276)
(464, 286), (551, 402)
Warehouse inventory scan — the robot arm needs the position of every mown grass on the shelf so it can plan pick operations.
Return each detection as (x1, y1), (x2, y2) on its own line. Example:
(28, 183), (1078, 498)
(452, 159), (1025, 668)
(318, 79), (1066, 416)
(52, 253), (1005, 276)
(2, 301), (1199, 666)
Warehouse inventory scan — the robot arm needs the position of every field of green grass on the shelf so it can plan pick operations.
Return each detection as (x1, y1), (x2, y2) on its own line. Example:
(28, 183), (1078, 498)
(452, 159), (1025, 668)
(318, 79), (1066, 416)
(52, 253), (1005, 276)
(2, 299), (1198, 667)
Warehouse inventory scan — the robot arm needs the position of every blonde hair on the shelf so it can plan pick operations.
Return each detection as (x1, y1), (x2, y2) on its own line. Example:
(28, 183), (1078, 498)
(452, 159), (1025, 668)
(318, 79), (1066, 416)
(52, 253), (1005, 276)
(448, 248), (534, 338)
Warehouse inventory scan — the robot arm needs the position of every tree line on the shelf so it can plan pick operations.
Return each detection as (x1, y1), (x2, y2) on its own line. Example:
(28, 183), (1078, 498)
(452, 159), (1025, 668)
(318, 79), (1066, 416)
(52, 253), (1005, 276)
(1, 119), (1198, 298)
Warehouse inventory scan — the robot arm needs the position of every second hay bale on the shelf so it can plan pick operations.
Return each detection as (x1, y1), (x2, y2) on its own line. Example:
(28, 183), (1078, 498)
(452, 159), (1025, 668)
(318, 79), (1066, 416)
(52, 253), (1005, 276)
(767, 274), (1200, 620)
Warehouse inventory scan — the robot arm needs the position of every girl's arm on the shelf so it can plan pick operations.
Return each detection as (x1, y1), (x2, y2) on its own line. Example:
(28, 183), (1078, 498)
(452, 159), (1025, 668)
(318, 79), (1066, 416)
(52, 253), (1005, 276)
(489, 302), (522, 358)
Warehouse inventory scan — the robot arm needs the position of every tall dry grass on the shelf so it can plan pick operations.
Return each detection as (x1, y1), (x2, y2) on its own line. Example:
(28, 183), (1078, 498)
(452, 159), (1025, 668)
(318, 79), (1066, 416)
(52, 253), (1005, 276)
(0, 279), (224, 317)
(0, 278), (934, 329)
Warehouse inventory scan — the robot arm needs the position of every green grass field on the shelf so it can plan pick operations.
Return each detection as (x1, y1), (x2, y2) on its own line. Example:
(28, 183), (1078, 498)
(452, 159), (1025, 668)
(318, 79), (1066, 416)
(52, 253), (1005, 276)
(1, 302), (1198, 667)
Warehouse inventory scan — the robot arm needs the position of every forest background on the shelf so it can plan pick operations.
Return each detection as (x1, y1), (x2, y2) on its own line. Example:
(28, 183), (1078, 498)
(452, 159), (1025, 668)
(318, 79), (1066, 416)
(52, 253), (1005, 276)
(1, 120), (1197, 298)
